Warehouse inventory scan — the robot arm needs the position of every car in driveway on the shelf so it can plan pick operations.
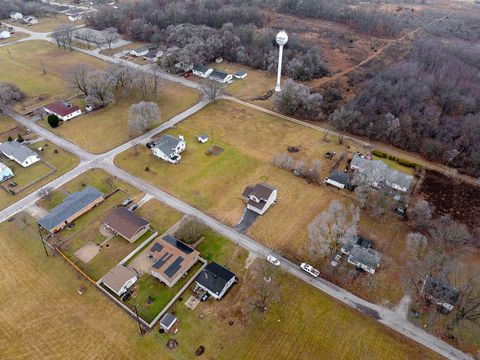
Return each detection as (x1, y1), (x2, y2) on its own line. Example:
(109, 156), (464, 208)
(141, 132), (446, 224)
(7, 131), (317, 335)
(331, 254), (342, 267)
(300, 262), (320, 277)
(267, 255), (280, 266)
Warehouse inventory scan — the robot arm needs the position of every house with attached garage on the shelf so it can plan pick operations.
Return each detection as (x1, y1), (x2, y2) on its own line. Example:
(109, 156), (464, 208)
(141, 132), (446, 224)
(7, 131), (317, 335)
(241, 183), (277, 215)
(130, 46), (150, 57)
(0, 141), (40, 168)
(23, 16), (38, 25)
(44, 101), (82, 121)
(150, 134), (186, 164)
(195, 262), (236, 300)
(102, 264), (138, 297)
(209, 69), (233, 83)
(144, 49), (163, 63)
(38, 186), (104, 233)
(148, 235), (200, 288)
(347, 244), (382, 274)
(0, 162), (14, 182)
(103, 207), (150, 243)
(192, 64), (213, 78)
(350, 154), (414, 192)
(324, 170), (350, 189)
(0, 30), (12, 39)
(421, 275), (458, 313)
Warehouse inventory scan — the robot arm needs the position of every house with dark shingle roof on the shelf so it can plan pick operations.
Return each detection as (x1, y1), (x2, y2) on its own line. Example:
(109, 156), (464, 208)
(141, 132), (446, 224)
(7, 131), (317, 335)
(38, 186), (104, 233)
(103, 207), (150, 243)
(324, 170), (350, 189)
(44, 101), (81, 121)
(241, 183), (277, 215)
(192, 64), (213, 78)
(148, 235), (199, 287)
(0, 141), (40, 168)
(151, 134), (186, 164)
(195, 262), (236, 300)
(209, 69), (232, 83)
(421, 275), (458, 313)
(102, 264), (138, 297)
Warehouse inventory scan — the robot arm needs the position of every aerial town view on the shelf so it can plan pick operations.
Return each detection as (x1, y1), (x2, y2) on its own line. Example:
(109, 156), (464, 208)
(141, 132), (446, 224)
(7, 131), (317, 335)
(1, 0), (479, 359)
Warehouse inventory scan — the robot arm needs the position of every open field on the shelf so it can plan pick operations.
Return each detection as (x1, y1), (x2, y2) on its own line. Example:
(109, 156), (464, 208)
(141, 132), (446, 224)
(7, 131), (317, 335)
(5, 15), (83, 33)
(0, 40), (106, 114)
(40, 81), (201, 153)
(114, 100), (416, 304)
(0, 138), (78, 211)
(0, 31), (29, 43)
(0, 215), (442, 359)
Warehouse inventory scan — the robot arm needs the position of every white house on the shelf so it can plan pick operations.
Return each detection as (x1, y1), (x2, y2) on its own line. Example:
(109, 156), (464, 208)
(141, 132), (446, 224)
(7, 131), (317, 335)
(241, 183), (277, 215)
(209, 69), (233, 83)
(0, 31), (11, 39)
(0, 141), (40, 168)
(195, 262), (236, 300)
(130, 46), (149, 57)
(324, 170), (350, 189)
(0, 162), (14, 182)
(197, 134), (208, 143)
(44, 101), (82, 121)
(23, 16), (38, 25)
(9, 12), (23, 21)
(151, 134), (186, 164)
(68, 15), (82, 21)
(102, 265), (138, 297)
(192, 64), (213, 78)
(143, 49), (163, 63)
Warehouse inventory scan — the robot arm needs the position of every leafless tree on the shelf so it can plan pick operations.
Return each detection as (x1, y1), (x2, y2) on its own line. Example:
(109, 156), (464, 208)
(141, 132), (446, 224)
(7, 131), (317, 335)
(406, 232), (428, 261)
(354, 184), (371, 209)
(248, 261), (280, 313)
(102, 27), (119, 49)
(449, 271), (480, 331)
(0, 82), (25, 113)
(85, 71), (115, 106)
(102, 176), (115, 191)
(410, 199), (433, 231)
(174, 216), (207, 244)
(67, 64), (91, 97)
(308, 200), (359, 257)
(39, 187), (53, 201)
(52, 24), (75, 50)
(108, 64), (134, 91)
(132, 70), (150, 100)
(428, 215), (472, 246)
(201, 79), (224, 101)
(128, 101), (160, 137)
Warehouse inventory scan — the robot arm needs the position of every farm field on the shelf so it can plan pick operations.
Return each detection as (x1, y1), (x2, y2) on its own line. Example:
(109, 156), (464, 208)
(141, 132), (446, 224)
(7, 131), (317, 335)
(41, 81), (201, 153)
(0, 215), (442, 360)
(114, 100), (414, 304)
(0, 40), (106, 114)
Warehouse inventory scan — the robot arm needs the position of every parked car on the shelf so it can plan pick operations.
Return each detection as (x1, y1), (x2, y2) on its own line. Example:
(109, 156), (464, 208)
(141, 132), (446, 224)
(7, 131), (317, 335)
(146, 141), (155, 149)
(183, 71), (192, 78)
(300, 263), (320, 277)
(267, 255), (280, 266)
(129, 204), (138, 211)
(394, 206), (408, 220)
(122, 198), (132, 207)
(331, 254), (342, 267)
(325, 151), (336, 159)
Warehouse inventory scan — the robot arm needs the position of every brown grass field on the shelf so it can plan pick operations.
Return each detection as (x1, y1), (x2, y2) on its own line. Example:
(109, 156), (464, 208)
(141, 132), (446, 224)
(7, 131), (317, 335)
(114, 100), (415, 304)
(5, 15), (83, 33)
(0, 213), (442, 360)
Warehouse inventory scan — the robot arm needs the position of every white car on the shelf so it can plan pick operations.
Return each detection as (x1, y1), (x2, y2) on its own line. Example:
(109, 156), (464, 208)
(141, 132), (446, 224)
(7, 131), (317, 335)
(300, 262), (320, 277)
(331, 254), (342, 267)
(267, 255), (280, 266)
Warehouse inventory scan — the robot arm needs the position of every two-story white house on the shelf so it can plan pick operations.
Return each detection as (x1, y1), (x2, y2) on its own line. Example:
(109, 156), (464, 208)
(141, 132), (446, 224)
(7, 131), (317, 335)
(150, 134), (186, 164)
(44, 101), (82, 121)
(241, 183), (277, 215)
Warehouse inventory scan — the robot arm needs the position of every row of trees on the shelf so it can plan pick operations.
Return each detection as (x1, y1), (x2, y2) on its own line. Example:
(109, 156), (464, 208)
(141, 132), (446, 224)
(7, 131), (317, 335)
(272, 153), (322, 184)
(330, 38), (480, 177)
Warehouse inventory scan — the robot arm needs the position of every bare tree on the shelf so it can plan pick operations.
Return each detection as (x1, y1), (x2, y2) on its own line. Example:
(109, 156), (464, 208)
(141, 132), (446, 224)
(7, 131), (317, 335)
(0, 82), (25, 113)
(449, 272), (480, 331)
(128, 101), (160, 137)
(52, 25), (75, 50)
(201, 79), (224, 101)
(406, 232), (428, 261)
(68, 64), (91, 97)
(39, 187), (53, 201)
(410, 199), (433, 231)
(428, 216), (472, 246)
(103, 27), (119, 49)
(308, 200), (359, 257)
(248, 261), (280, 313)
(86, 71), (115, 106)
(174, 216), (207, 244)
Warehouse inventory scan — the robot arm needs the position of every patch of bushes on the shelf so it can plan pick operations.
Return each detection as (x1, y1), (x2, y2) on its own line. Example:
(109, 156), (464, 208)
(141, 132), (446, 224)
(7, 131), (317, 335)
(371, 150), (419, 169)
(47, 114), (60, 128)
(174, 216), (207, 244)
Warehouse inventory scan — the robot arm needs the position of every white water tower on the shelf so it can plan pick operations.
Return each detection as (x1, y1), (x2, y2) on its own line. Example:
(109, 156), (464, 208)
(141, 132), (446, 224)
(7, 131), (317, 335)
(275, 30), (288, 92)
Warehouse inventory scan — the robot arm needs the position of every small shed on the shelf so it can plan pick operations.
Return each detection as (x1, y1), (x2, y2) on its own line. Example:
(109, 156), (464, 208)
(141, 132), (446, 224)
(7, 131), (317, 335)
(324, 171), (350, 189)
(234, 71), (248, 79)
(160, 312), (178, 333)
(197, 134), (209, 143)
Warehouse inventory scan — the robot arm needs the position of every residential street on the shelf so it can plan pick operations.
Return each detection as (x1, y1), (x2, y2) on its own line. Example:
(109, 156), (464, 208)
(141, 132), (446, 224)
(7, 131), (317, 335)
(0, 26), (475, 360)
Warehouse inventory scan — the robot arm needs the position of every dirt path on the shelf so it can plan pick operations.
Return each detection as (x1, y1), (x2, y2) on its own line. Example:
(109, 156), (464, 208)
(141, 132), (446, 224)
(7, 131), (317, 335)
(393, 295), (412, 320)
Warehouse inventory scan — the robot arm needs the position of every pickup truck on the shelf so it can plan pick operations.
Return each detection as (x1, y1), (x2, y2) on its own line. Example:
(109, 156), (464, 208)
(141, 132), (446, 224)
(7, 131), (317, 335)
(300, 263), (320, 277)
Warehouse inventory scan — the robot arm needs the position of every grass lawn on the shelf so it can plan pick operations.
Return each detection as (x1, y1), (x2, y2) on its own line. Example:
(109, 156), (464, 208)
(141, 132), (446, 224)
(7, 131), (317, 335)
(0, 140), (78, 210)
(0, 215), (445, 359)
(126, 261), (203, 323)
(135, 199), (183, 234)
(40, 79), (201, 153)
(0, 115), (25, 141)
(372, 154), (416, 175)
(6, 15), (83, 33)
(0, 31), (29, 43)
(0, 40), (106, 114)
(99, 42), (147, 57)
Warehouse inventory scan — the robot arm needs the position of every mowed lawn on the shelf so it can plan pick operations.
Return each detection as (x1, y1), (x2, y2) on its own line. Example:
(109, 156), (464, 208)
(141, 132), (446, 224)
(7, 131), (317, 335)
(0, 216), (442, 360)
(6, 15), (83, 33)
(0, 41), (106, 112)
(46, 81), (201, 153)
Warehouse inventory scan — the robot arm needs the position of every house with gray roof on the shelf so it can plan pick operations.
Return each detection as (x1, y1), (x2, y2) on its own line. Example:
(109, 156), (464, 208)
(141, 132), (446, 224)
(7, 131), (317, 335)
(350, 154), (414, 192)
(347, 244), (382, 274)
(38, 186), (104, 233)
(192, 64), (213, 78)
(0, 141), (40, 168)
(324, 170), (350, 189)
(195, 262), (236, 300)
(130, 46), (150, 57)
(421, 275), (458, 313)
(151, 134), (186, 164)
(209, 69), (233, 83)
(102, 264), (138, 297)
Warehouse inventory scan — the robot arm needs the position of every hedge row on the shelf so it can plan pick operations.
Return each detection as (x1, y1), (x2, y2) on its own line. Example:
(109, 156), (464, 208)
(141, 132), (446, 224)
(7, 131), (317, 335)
(371, 150), (419, 169)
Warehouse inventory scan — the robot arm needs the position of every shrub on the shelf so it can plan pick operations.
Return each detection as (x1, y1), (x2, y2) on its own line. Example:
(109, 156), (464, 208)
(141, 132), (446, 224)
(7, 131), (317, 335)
(54, 149), (58, 154)
(174, 216), (207, 244)
(16, 134), (24, 143)
(7, 136), (13, 141)
(372, 149), (418, 168)
(145, 166), (150, 172)
(47, 114), (60, 128)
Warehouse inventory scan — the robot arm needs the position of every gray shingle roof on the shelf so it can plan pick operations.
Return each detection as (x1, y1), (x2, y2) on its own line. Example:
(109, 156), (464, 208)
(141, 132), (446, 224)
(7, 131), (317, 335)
(193, 64), (210, 73)
(38, 186), (103, 231)
(160, 312), (177, 329)
(209, 70), (229, 81)
(152, 135), (181, 156)
(348, 244), (382, 270)
(327, 171), (350, 185)
(0, 141), (38, 164)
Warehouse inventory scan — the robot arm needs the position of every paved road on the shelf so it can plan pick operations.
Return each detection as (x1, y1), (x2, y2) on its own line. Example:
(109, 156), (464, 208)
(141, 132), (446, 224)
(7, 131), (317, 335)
(0, 28), (475, 360)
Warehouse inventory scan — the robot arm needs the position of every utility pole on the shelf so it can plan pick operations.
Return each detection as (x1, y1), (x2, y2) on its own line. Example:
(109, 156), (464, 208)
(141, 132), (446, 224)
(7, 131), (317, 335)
(134, 305), (145, 336)
(38, 228), (49, 257)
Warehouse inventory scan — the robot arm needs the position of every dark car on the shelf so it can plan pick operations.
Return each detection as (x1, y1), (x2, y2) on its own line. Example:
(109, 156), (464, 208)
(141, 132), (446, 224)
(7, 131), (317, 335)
(394, 207), (408, 220)
(325, 151), (336, 159)
(146, 141), (155, 149)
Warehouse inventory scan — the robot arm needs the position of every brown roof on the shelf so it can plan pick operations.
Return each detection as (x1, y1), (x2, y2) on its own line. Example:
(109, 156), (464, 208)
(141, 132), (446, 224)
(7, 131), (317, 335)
(241, 185), (254, 198)
(44, 101), (80, 117)
(102, 265), (137, 293)
(244, 183), (276, 201)
(104, 207), (149, 240)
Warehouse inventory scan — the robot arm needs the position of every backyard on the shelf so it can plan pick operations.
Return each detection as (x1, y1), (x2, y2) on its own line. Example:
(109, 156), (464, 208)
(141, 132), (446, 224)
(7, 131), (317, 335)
(5, 14), (83, 33)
